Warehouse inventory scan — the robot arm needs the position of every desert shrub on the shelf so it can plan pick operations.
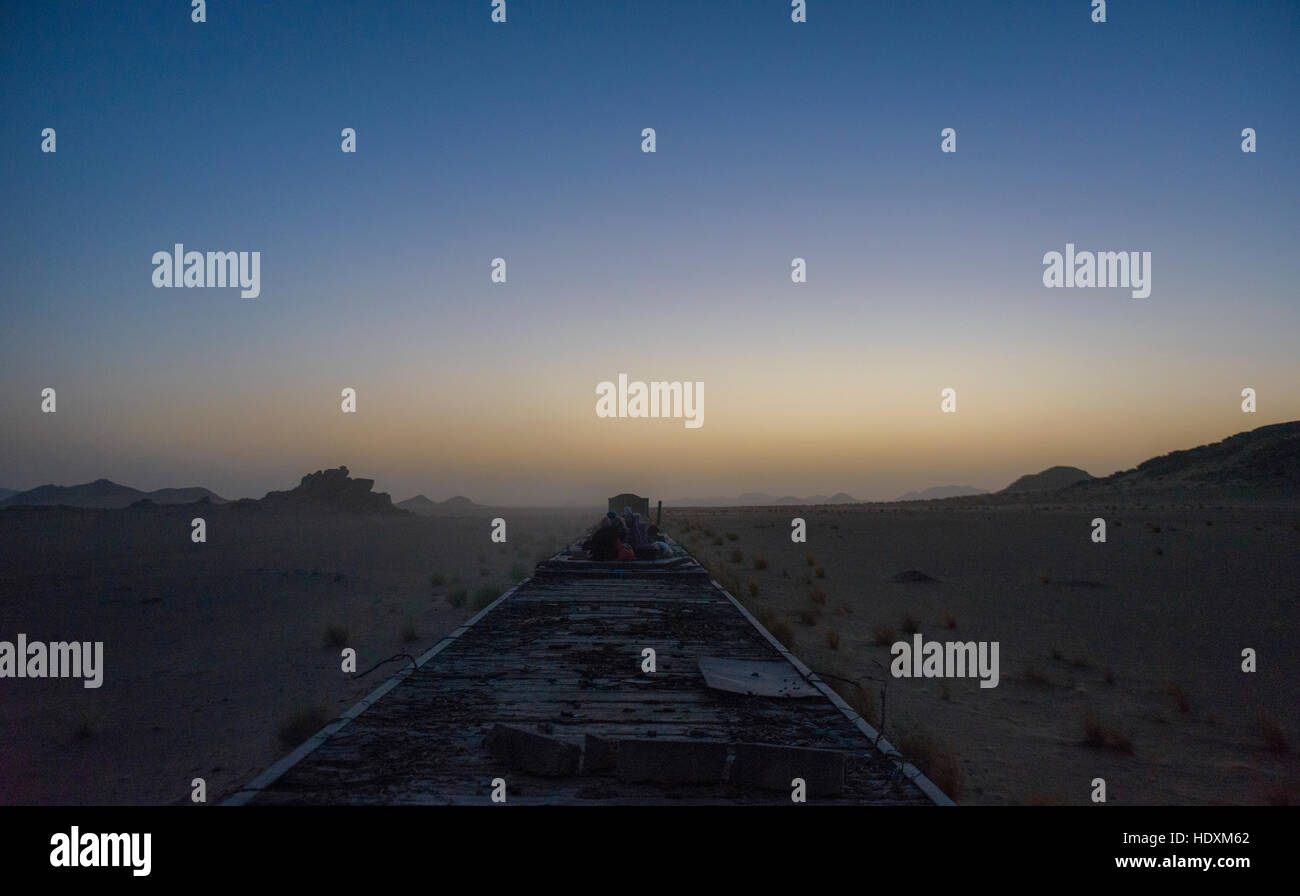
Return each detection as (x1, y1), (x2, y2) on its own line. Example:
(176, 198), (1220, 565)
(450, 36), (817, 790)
(768, 618), (795, 650)
(1258, 714), (1288, 754)
(473, 585), (502, 610)
(830, 679), (879, 727)
(1022, 791), (1065, 806)
(1083, 711), (1134, 754)
(279, 706), (328, 746)
(1160, 679), (1191, 713)
(898, 730), (965, 801)
(1023, 664), (1050, 686)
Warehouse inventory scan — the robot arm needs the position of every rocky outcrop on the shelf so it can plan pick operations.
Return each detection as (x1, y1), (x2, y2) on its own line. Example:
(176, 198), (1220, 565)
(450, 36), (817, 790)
(260, 467), (402, 513)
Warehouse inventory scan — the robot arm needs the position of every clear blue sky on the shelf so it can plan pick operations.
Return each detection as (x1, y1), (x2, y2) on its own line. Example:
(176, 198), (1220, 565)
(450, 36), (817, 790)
(1, 1), (1297, 503)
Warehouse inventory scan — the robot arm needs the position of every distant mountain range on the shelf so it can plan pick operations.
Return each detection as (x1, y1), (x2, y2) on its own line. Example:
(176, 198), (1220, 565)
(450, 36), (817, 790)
(4, 421), (1295, 512)
(1067, 420), (1300, 494)
(0, 468), (404, 514)
(396, 494), (479, 514)
(1000, 466), (1095, 494)
(896, 485), (989, 501)
(0, 479), (227, 509)
(667, 492), (859, 507)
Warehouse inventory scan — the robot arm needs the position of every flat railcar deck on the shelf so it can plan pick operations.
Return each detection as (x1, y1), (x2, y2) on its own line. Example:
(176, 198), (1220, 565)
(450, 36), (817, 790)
(227, 542), (951, 805)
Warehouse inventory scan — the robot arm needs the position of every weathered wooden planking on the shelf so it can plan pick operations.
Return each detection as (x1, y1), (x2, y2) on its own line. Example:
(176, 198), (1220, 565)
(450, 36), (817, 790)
(229, 547), (947, 805)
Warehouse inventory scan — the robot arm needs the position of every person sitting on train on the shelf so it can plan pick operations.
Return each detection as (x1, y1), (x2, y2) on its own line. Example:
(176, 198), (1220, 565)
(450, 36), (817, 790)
(647, 525), (686, 557)
(629, 513), (649, 547)
(629, 513), (661, 559)
(606, 509), (627, 541)
(588, 517), (620, 561)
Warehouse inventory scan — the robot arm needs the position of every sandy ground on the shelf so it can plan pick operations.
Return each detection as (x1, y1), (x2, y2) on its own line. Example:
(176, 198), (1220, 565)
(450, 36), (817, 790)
(0, 504), (593, 805)
(2, 498), (1296, 805)
(662, 500), (1300, 805)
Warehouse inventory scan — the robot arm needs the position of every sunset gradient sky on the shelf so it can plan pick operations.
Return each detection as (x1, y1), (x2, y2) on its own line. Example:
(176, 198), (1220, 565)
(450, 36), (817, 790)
(2, 0), (1297, 504)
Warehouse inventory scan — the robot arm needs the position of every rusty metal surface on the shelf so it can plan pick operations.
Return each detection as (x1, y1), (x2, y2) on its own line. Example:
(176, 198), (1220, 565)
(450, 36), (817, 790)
(244, 562), (935, 805)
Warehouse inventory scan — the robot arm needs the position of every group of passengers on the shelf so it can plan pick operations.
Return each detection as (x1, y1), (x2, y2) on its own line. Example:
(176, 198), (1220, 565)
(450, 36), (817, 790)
(584, 506), (676, 561)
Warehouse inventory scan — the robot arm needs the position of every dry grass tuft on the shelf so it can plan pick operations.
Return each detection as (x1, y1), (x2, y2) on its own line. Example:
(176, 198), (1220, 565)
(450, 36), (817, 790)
(1160, 679), (1191, 714)
(279, 706), (329, 747)
(1083, 711), (1134, 755)
(1023, 665), (1051, 686)
(898, 730), (965, 801)
(830, 679), (879, 727)
(1258, 714), (1288, 754)
(760, 609), (796, 651)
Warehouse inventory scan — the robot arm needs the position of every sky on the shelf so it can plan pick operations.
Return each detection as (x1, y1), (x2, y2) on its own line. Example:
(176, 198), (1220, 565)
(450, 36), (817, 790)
(1, 0), (1297, 504)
